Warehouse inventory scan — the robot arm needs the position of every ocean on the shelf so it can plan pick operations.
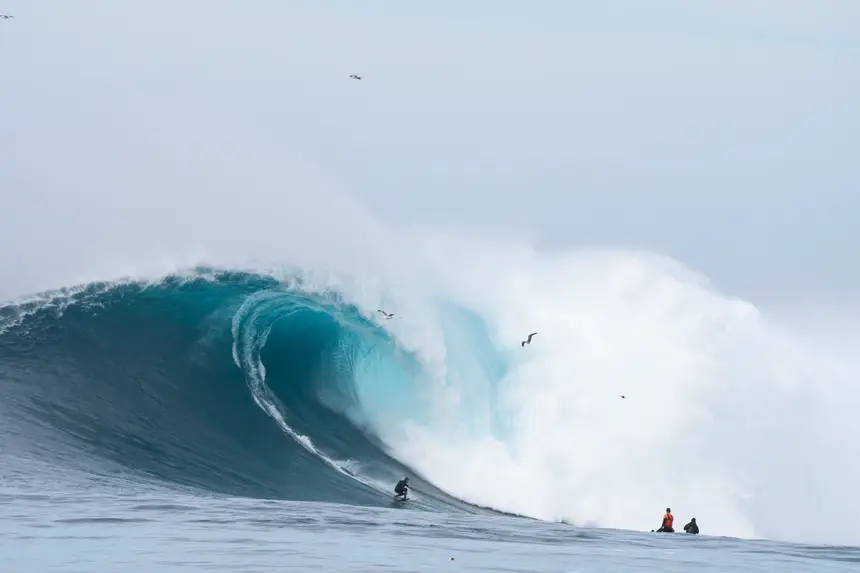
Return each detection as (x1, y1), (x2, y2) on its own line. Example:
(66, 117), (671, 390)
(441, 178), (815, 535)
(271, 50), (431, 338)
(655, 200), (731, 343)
(2, 490), (858, 572)
(1, 267), (857, 572)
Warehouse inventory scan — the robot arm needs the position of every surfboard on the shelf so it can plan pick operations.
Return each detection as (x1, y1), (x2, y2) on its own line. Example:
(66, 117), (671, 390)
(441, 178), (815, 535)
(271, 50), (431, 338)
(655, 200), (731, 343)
(393, 495), (409, 502)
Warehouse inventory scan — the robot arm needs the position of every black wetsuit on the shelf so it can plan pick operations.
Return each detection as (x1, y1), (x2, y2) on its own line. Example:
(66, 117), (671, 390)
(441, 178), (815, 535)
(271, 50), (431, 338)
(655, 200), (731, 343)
(394, 480), (409, 498)
(684, 520), (699, 534)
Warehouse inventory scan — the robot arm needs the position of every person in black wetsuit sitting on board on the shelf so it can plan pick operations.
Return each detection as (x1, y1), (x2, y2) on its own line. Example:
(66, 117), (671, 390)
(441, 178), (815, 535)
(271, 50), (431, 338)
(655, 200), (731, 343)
(394, 477), (410, 500)
(683, 517), (699, 534)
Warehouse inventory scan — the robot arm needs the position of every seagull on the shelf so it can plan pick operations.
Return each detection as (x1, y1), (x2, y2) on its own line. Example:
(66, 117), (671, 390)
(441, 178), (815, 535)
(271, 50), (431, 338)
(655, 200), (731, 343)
(377, 309), (395, 320)
(0, 15), (14, 19)
(349, 74), (362, 80)
(521, 332), (537, 347)
(621, 395), (626, 399)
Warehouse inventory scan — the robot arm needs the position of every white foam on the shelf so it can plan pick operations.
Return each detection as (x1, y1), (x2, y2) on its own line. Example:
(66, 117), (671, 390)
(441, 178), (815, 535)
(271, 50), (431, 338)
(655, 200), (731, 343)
(345, 231), (860, 546)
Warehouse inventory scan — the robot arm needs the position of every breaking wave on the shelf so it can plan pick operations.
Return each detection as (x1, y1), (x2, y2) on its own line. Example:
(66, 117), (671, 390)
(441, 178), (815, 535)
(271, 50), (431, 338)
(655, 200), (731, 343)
(1, 249), (857, 546)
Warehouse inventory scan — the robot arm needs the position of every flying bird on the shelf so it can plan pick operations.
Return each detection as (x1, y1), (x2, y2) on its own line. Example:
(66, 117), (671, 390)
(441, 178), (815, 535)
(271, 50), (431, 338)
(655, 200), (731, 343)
(0, 15), (14, 19)
(620, 395), (626, 399)
(521, 332), (537, 347)
(377, 309), (395, 320)
(349, 74), (362, 80)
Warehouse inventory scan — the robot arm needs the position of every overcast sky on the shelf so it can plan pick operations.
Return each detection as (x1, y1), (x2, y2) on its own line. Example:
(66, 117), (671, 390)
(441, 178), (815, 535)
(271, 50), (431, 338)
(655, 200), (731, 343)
(0, 1), (855, 307)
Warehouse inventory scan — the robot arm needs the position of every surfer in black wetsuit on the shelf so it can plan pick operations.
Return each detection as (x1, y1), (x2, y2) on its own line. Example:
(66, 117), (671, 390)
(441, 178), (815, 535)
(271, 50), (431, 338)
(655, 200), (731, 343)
(683, 517), (699, 534)
(394, 477), (410, 500)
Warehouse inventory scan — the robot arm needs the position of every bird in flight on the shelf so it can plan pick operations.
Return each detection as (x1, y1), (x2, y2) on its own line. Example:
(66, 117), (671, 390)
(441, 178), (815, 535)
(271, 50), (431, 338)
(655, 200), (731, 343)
(521, 332), (538, 347)
(377, 309), (395, 320)
(0, 14), (14, 19)
(349, 74), (362, 80)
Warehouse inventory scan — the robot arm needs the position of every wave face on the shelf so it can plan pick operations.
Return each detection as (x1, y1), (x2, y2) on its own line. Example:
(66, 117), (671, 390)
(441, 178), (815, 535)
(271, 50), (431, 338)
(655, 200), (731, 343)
(1, 254), (859, 546)
(0, 270), (493, 514)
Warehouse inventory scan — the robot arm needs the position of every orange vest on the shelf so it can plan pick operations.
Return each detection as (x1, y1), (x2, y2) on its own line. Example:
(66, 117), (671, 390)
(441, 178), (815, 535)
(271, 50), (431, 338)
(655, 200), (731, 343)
(663, 513), (674, 528)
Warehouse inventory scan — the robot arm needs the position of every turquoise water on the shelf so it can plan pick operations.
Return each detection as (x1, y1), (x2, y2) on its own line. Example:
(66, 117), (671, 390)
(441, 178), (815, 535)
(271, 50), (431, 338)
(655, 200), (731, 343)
(2, 490), (856, 572)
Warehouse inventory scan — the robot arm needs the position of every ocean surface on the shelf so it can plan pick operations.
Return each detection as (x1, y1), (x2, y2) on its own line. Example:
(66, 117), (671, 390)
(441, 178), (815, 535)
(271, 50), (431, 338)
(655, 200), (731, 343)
(3, 489), (858, 572)
(1, 268), (858, 571)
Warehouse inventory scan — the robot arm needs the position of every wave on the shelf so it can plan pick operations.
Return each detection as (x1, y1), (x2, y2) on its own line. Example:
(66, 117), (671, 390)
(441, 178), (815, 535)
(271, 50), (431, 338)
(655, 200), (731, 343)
(0, 270), (494, 514)
(1, 250), (858, 546)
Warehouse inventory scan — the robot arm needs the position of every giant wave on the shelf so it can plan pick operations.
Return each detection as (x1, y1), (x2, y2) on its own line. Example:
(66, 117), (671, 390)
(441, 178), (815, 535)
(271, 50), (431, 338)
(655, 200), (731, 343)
(1, 250), (858, 546)
(0, 269), (500, 515)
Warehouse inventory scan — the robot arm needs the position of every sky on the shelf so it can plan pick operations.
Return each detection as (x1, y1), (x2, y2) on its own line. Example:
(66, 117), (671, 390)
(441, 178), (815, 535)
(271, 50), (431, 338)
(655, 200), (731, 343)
(0, 0), (855, 308)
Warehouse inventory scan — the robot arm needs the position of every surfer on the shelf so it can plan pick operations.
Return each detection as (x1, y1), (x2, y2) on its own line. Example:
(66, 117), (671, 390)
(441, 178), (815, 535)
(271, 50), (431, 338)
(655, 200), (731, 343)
(683, 517), (699, 534)
(656, 508), (675, 532)
(394, 477), (410, 500)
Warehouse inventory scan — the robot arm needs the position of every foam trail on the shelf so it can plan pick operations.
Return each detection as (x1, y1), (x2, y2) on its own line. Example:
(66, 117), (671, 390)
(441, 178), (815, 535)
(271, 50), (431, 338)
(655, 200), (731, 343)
(229, 288), (393, 497)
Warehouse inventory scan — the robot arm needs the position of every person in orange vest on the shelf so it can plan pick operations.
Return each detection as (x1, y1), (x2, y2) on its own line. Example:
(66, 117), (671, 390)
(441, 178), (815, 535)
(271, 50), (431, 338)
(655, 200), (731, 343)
(656, 507), (675, 532)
